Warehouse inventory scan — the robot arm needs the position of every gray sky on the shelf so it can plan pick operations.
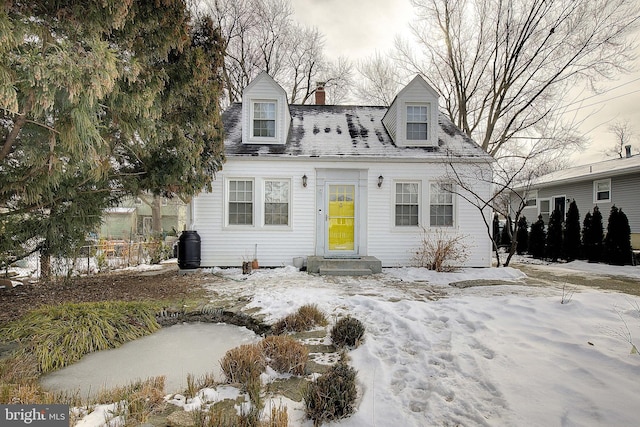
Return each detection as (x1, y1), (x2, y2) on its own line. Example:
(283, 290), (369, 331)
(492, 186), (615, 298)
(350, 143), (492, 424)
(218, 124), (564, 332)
(292, 0), (640, 166)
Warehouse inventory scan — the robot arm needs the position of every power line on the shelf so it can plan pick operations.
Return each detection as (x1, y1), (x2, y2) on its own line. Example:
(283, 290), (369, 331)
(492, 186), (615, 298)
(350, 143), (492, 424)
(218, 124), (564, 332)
(562, 87), (640, 114)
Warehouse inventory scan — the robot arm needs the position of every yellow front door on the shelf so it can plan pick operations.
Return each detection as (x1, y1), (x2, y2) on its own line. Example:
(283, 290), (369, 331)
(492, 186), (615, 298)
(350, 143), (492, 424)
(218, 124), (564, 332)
(328, 184), (355, 251)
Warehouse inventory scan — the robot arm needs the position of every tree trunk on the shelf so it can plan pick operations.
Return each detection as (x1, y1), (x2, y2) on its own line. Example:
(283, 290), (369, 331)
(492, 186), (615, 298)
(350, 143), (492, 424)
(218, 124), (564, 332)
(40, 248), (51, 282)
(152, 196), (163, 235)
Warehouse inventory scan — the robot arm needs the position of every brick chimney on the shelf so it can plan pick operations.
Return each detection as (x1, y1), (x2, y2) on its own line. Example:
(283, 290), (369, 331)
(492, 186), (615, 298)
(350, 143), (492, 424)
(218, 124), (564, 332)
(315, 82), (325, 105)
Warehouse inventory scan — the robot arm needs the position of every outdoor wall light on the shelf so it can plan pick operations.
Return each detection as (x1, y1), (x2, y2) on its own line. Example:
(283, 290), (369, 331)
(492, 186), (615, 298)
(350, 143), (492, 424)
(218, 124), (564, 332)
(378, 175), (384, 188)
(302, 174), (308, 188)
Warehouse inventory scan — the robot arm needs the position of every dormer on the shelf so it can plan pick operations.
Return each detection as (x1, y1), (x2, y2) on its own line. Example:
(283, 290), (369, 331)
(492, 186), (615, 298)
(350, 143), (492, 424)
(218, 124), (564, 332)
(382, 75), (439, 148)
(241, 71), (291, 145)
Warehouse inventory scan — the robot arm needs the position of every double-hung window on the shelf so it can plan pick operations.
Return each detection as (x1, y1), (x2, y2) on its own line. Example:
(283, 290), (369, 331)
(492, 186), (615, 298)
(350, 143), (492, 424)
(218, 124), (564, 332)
(395, 182), (419, 226)
(228, 180), (253, 225)
(593, 179), (611, 203)
(253, 102), (276, 138)
(264, 180), (290, 226)
(406, 105), (429, 141)
(430, 183), (454, 226)
(525, 190), (538, 207)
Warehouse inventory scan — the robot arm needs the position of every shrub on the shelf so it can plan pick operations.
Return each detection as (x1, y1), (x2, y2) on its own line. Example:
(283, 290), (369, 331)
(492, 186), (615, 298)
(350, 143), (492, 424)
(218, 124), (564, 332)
(220, 344), (265, 388)
(260, 335), (308, 375)
(1, 301), (160, 373)
(272, 304), (328, 334)
(304, 358), (357, 426)
(412, 228), (468, 272)
(331, 316), (365, 348)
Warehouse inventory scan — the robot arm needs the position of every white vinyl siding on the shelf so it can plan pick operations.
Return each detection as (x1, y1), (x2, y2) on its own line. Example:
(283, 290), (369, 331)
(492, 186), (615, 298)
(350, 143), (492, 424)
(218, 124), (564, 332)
(264, 180), (290, 226)
(430, 183), (454, 227)
(594, 179), (611, 203)
(191, 160), (492, 268)
(395, 182), (420, 226)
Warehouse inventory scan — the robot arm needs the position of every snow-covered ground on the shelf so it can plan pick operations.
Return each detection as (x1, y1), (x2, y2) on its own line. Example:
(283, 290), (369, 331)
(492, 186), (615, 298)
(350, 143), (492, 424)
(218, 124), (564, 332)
(71, 262), (640, 426)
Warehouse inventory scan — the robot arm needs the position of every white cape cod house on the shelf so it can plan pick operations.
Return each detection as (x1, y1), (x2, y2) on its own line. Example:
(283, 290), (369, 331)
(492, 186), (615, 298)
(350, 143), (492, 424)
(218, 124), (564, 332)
(187, 72), (493, 271)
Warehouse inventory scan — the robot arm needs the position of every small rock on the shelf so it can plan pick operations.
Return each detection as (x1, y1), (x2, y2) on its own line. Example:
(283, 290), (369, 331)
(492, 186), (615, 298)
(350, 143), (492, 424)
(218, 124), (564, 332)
(166, 410), (195, 427)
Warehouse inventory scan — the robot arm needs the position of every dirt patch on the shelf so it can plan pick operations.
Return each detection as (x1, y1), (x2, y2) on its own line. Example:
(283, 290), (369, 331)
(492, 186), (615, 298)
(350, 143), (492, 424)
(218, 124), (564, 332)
(0, 265), (209, 324)
(514, 263), (640, 296)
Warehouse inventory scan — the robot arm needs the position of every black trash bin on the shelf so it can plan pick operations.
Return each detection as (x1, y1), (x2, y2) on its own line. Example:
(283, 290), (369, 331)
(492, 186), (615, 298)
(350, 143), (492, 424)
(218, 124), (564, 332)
(177, 230), (201, 269)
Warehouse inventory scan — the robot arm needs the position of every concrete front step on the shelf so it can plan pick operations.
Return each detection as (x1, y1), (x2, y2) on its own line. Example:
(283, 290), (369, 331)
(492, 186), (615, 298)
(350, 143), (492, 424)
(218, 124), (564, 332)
(319, 267), (373, 276)
(307, 256), (382, 276)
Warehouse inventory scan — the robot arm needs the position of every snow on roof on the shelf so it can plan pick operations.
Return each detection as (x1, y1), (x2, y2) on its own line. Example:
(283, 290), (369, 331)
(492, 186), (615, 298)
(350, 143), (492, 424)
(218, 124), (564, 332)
(222, 104), (491, 161)
(524, 154), (640, 189)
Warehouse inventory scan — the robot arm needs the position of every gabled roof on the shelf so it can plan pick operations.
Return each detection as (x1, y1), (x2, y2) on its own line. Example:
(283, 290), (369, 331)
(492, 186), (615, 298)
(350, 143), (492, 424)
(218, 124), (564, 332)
(221, 103), (491, 161)
(522, 154), (640, 189)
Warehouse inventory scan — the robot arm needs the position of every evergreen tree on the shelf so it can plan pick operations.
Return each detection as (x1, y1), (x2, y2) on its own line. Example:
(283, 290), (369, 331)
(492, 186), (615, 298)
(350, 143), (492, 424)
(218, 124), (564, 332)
(563, 200), (581, 261)
(500, 216), (512, 247)
(604, 206), (633, 265)
(1, 2), (225, 274)
(492, 213), (500, 248)
(583, 206), (604, 263)
(528, 215), (546, 259)
(515, 216), (529, 255)
(581, 211), (593, 260)
(545, 209), (564, 261)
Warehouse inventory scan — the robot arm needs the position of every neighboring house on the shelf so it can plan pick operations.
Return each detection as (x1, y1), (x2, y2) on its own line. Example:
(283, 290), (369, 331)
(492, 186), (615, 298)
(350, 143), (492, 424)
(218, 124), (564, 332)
(188, 72), (494, 268)
(101, 195), (187, 240)
(511, 150), (640, 249)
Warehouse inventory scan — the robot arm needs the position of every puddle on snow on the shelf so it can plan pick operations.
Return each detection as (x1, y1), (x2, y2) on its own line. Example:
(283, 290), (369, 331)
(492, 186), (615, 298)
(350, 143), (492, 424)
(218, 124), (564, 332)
(40, 323), (259, 397)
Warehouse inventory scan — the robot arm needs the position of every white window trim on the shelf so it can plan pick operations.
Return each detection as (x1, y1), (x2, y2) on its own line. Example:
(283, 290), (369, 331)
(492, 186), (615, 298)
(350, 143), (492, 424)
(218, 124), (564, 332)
(538, 198), (551, 224)
(249, 99), (278, 143)
(593, 178), (611, 203)
(225, 178), (255, 228)
(429, 182), (456, 228)
(393, 180), (421, 229)
(402, 101), (433, 146)
(524, 190), (538, 208)
(263, 178), (292, 229)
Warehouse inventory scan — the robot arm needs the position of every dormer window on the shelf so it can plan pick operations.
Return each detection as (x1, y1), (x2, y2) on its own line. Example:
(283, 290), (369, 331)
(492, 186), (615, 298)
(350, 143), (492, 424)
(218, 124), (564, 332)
(406, 104), (429, 140)
(252, 101), (276, 138)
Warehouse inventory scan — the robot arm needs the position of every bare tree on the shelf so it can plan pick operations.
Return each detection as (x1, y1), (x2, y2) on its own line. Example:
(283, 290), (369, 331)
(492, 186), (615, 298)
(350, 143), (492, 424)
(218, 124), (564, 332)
(354, 51), (408, 105)
(202, 0), (352, 105)
(607, 120), (635, 158)
(397, 0), (640, 159)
